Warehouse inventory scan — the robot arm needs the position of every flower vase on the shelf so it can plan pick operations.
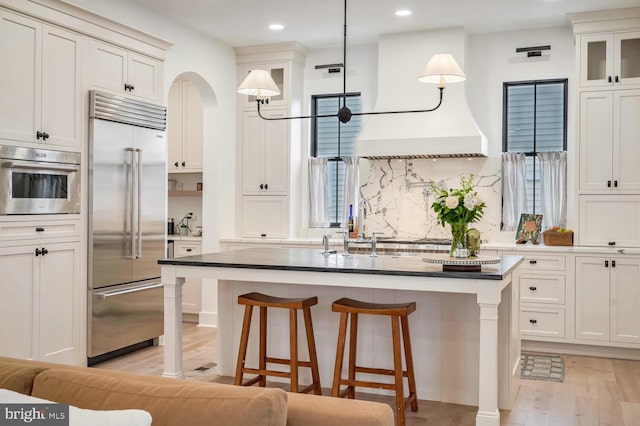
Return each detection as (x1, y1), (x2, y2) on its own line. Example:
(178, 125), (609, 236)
(449, 222), (469, 258)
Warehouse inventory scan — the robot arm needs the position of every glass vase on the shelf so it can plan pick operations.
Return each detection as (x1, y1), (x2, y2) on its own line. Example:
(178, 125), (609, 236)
(449, 222), (469, 258)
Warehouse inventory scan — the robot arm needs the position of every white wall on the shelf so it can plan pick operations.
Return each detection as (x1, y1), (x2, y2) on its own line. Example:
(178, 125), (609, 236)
(296, 26), (576, 243)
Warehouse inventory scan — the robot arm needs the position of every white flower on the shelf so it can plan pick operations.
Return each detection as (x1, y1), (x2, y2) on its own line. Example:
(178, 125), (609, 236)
(445, 196), (459, 209)
(463, 193), (476, 210)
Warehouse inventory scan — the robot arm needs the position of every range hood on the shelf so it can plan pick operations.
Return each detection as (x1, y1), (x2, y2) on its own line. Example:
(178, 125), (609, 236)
(355, 28), (488, 159)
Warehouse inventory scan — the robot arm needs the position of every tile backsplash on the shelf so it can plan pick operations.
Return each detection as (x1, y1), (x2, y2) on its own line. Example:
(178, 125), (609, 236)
(359, 157), (506, 241)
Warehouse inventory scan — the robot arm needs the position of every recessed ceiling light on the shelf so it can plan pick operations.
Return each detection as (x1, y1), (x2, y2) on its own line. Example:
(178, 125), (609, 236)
(269, 24), (284, 31)
(395, 10), (412, 17)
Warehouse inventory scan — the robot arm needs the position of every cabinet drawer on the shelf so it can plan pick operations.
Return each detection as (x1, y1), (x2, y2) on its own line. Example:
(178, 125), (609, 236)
(520, 307), (565, 338)
(520, 274), (566, 305)
(174, 243), (202, 257)
(0, 220), (80, 242)
(517, 254), (566, 271)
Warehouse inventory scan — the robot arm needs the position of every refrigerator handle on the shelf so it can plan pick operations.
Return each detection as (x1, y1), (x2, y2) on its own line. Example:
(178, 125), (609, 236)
(126, 147), (136, 260)
(137, 148), (143, 259)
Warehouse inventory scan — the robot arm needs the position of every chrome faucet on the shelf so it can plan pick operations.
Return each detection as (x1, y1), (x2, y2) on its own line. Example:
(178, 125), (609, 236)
(370, 232), (384, 257)
(337, 231), (351, 256)
(321, 234), (336, 254)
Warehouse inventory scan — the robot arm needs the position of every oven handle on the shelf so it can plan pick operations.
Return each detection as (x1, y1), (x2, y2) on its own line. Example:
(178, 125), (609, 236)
(95, 282), (162, 300)
(1, 160), (79, 172)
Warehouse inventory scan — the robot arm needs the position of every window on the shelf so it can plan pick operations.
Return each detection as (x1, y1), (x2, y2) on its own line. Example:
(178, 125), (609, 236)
(503, 79), (567, 213)
(311, 93), (361, 226)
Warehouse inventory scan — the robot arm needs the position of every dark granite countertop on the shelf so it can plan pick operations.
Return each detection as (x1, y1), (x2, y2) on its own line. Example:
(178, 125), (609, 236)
(159, 247), (523, 281)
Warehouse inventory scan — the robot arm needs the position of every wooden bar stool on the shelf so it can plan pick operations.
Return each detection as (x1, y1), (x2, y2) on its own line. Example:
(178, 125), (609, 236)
(331, 297), (418, 426)
(234, 292), (322, 395)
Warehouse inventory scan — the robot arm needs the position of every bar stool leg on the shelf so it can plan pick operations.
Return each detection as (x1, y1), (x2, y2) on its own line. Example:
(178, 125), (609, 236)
(303, 307), (322, 395)
(347, 313), (358, 399)
(289, 307), (299, 393)
(401, 314), (418, 412)
(391, 316), (406, 426)
(332, 312), (349, 397)
(259, 306), (267, 387)
(235, 305), (253, 386)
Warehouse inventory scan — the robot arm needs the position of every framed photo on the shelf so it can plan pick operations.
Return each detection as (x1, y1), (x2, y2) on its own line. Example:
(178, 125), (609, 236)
(516, 213), (543, 244)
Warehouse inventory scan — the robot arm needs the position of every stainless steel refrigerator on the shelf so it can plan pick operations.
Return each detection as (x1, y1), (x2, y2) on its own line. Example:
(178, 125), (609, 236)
(87, 91), (166, 363)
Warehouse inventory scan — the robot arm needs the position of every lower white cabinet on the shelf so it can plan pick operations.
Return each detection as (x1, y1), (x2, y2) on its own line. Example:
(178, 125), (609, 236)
(576, 256), (640, 344)
(0, 240), (81, 364)
(174, 240), (202, 317)
(241, 196), (288, 239)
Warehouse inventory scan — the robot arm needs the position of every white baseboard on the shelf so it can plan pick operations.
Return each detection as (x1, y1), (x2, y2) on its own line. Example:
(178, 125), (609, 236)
(522, 340), (640, 361)
(198, 311), (217, 328)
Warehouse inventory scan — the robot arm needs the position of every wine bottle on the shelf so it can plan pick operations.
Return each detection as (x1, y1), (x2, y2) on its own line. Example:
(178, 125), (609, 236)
(348, 204), (354, 234)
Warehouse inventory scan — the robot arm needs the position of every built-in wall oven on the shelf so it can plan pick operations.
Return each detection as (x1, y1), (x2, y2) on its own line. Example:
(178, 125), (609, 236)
(0, 145), (80, 214)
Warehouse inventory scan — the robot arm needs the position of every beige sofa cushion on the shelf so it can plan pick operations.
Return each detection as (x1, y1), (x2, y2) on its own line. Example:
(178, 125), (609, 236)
(0, 361), (47, 395)
(286, 392), (395, 426)
(31, 369), (287, 426)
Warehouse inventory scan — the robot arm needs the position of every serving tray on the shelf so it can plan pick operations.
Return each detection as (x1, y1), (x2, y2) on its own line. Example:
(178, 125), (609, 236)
(423, 254), (501, 272)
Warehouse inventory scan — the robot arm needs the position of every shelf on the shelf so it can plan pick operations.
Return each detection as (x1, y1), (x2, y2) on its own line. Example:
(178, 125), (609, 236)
(168, 191), (202, 197)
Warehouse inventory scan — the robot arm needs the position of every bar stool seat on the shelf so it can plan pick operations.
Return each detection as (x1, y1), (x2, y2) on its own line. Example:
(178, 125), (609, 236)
(331, 297), (418, 426)
(234, 292), (322, 395)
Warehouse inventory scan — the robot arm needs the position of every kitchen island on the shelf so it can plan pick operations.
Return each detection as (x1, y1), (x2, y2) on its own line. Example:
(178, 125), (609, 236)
(160, 248), (523, 426)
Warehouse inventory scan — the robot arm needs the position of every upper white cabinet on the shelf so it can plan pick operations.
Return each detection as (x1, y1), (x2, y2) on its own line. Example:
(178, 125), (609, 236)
(579, 90), (640, 193)
(241, 110), (289, 194)
(89, 39), (160, 101)
(0, 10), (82, 150)
(168, 79), (203, 172)
(580, 32), (640, 88)
(578, 195), (640, 247)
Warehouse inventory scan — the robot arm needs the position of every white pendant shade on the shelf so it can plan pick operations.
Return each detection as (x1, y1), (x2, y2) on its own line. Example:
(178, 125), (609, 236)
(237, 69), (281, 97)
(417, 53), (466, 86)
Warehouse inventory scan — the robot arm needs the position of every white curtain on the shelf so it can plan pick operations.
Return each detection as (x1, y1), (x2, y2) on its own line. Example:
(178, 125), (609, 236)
(502, 152), (528, 231)
(539, 151), (567, 230)
(308, 157), (330, 228)
(342, 156), (359, 227)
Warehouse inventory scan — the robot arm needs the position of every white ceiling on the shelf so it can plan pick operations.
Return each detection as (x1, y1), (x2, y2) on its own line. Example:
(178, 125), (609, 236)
(129, 0), (639, 48)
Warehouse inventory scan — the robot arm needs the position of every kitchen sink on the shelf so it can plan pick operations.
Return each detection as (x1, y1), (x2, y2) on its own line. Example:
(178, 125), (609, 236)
(348, 238), (451, 257)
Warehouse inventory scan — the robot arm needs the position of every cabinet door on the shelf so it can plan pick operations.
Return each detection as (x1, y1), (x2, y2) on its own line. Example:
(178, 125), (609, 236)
(242, 112), (266, 192)
(0, 10), (41, 144)
(127, 52), (159, 101)
(610, 257), (640, 344)
(614, 32), (640, 87)
(182, 80), (203, 171)
(575, 257), (610, 341)
(241, 195), (288, 238)
(579, 91), (613, 192)
(242, 63), (288, 109)
(0, 244), (36, 359)
(41, 25), (82, 149)
(578, 195), (640, 247)
(167, 81), (183, 171)
(614, 90), (640, 191)
(38, 241), (81, 364)
(90, 40), (127, 94)
(580, 34), (613, 88)
(263, 110), (289, 193)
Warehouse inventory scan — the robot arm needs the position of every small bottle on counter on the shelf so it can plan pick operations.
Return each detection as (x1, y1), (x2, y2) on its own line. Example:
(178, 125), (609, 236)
(348, 205), (355, 238)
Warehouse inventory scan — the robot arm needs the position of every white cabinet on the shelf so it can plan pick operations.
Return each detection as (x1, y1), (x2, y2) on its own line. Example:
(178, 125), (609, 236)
(0, 10), (82, 150)
(579, 90), (640, 193)
(89, 39), (160, 101)
(576, 256), (640, 344)
(168, 79), (203, 172)
(173, 240), (202, 317)
(241, 110), (289, 194)
(514, 252), (571, 341)
(241, 196), (288, 238)
(580, 32), (640, 88)
(0, 237), (81, 364)
(578, 195), (640, 247)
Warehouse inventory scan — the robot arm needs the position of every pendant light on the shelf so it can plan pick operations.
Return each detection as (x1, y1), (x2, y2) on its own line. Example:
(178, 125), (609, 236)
(237, 0), (466, 123)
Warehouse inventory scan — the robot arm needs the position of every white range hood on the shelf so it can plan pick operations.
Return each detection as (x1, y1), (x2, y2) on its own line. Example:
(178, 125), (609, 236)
(355, 28), (488, 159)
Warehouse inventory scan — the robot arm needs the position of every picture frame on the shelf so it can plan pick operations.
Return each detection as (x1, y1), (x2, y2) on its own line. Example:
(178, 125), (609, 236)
(515, 213), (543, 244)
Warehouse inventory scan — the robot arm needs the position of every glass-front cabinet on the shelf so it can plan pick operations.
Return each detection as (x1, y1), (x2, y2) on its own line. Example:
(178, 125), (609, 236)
(580, 31), (640, 88)
(241, 62), (288, 108)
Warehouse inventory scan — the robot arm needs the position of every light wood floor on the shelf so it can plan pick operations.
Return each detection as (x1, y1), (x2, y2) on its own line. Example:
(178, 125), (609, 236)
(93, 323), (640, 426)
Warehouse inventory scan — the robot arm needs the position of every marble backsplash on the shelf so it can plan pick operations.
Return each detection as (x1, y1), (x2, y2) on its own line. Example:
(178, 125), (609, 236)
(359, 157), (506, 241)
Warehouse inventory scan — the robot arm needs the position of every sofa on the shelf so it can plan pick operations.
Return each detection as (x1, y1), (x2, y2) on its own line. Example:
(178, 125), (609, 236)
(0, 356), (395, 426)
